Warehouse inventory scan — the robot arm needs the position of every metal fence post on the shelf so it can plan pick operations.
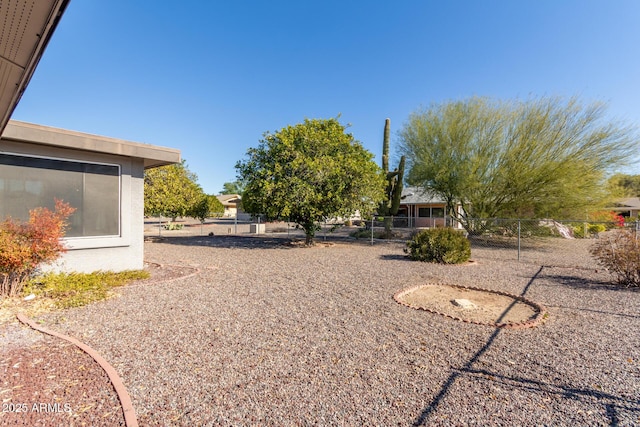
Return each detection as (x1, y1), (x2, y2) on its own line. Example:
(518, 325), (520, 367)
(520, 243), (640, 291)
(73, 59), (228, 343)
(517, 219), (521, 261)
(371, 216), (374, 245)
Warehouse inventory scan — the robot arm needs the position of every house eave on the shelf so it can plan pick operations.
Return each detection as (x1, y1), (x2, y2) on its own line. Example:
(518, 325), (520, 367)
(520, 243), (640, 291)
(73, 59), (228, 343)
(0, 0), (71, 134)
(1, 120), (180, 168)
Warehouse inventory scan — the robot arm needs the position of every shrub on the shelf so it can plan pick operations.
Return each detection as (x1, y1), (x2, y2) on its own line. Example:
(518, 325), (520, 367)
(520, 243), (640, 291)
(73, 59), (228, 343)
(349, 227), (397, 240)
(573, 223), (608, 238)
(588, 211), (625, 228)
(24, 270), (150, 308)
(164, 222), (184, 230)
(590, 229), (640, 287)
(589, 223), (607, 235)
(405, 227), (471, 264)
(0, 200), (75, 297)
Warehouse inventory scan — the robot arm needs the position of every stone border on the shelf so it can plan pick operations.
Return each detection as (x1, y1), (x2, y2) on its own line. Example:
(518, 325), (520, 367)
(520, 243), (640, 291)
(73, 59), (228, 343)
(16, 313), (138, 427)
(393, 283), (547, 329)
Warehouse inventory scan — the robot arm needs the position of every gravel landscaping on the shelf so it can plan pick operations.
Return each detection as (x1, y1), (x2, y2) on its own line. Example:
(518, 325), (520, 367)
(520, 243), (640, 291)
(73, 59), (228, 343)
(7, 234), (640, 426)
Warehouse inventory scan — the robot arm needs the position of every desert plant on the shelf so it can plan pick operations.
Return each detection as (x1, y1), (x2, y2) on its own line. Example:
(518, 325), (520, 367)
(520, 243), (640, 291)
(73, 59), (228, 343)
(378, 118), (406, 238)
(0, 199), (75, 297)
(590, 229), (640, 287)
(405, 227), (471, 264)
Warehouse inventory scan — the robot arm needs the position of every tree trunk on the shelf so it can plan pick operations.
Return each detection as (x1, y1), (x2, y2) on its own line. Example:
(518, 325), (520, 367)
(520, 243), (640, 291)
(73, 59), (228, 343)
(383, 216), (393, 238)
(303, 221), (316, 246)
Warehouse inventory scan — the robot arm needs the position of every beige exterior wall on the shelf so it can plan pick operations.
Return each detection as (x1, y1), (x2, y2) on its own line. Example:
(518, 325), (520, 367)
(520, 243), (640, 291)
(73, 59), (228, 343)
(1, 121), (180, 273)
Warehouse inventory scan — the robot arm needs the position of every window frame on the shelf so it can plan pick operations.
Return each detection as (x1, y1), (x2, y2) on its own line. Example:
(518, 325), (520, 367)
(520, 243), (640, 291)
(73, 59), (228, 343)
(0, 151), (129, 250)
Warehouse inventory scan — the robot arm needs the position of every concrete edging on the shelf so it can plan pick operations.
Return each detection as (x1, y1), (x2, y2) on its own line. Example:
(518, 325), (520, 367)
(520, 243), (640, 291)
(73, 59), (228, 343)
(16, 312), (138, 427)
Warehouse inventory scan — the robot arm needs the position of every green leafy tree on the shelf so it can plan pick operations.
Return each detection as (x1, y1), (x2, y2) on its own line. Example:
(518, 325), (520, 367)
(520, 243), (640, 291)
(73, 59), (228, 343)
(399, 96), (638, 234)
(608, 173), (640, 198)
(236, 117), (386, 245)
(220, 181), (245, 195)
(189, 194), (225, 222)
(144, 160), (204, 221)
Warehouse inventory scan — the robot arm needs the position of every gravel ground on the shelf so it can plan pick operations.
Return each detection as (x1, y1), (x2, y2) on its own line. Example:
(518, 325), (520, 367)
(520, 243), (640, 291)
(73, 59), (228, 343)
(0, 323), (125, 426)
(18, 234), (640, 425)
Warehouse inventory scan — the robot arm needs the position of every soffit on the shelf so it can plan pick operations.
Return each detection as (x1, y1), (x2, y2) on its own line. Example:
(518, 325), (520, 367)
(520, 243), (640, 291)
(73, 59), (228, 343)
(2, 120), (181, 168)
(0, 0), (70, 133)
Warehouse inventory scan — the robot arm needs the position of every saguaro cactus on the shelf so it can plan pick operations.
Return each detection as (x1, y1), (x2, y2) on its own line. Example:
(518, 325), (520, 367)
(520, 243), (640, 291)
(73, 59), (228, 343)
(379, 118), (405, 237)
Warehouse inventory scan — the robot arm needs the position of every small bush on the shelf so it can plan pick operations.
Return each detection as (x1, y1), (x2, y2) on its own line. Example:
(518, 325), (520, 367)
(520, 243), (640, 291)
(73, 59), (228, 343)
(588, 211), (625, 228)
(0, 200), (75, 297)
(349, 228), (396, 239)
(590, 230), (640, 287)
(573, 223), (608, 238)
(164, 222), (184, 230)
(350, 228), (372, 239)
(405, 227), (471, 264)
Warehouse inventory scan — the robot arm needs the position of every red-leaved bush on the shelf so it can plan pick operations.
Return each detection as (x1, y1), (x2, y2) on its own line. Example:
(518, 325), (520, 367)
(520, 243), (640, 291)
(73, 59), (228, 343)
(0, 199), (75, 297)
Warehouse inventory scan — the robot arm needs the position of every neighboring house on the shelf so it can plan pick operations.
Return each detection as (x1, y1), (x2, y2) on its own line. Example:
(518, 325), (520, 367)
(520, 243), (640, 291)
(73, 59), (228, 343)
(1, 121), (180, 273)
(216, 194), (243, 218)
(0, 2), (181, 273)
(397, 186), (462, 228)
(609, 197), (640, 219)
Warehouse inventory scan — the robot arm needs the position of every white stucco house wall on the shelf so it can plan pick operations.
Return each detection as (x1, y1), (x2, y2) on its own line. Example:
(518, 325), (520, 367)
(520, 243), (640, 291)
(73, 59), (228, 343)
(0, 120), (180, 273)
(0, 2), (182, 273)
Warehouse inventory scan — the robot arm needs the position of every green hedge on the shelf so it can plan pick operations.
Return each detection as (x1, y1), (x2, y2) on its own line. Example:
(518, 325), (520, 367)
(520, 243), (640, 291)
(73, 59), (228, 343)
(405, 227), (471, 264)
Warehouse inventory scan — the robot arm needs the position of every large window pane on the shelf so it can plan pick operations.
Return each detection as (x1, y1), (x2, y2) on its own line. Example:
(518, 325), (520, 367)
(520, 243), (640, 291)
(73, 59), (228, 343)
(0, 154), (120, 237)
(432, 207), (445, 217)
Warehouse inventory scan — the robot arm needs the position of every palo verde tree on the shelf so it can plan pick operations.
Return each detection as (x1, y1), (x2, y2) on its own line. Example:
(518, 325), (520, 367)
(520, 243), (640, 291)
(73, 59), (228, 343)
(144, 160), (205, 221)
(608, 173), (640, 198)
(399, 96), (638, 234)
(219, 180), (245, 195)
(378, 118), (405, 238)
(236, 117), (386, 245)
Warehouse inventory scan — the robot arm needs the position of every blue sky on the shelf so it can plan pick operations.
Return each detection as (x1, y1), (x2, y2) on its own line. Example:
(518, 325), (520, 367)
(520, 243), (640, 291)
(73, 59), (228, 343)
(12, 0), (640, 194)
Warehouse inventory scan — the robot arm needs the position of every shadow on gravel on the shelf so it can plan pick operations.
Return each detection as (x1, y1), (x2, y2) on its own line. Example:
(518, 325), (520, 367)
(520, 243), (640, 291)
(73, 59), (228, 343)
(544, 273), (640, 293)
(146, 235), (296, 249)
(411, 265), (638, 426)
(144, 234), (398, 250)
(379, 254), (411, 261)
(412, 267), (544, 426)
(458, 368), (640, 424)
(546, 305), (640, 320)
(413, 266), (640, 426)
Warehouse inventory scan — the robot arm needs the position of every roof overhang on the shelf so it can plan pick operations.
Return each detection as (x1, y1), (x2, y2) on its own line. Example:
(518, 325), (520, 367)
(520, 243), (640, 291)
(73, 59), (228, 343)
(0, 0), (71, 134)
(2, 120), (181, 168)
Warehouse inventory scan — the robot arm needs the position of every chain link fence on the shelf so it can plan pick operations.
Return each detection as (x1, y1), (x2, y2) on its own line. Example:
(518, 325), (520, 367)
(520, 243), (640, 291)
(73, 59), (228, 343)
(144, 215), (639, 267)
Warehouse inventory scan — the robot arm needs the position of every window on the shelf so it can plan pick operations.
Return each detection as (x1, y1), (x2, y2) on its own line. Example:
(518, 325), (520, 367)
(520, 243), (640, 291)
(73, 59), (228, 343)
(432, 207), (445, 217)
(418, 207), (430, 217)
(0, 154), (120, 237)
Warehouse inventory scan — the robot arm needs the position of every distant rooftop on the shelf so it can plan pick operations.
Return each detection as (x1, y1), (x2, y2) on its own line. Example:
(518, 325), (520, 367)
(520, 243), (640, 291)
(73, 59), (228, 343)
(400, 186), (446, 204)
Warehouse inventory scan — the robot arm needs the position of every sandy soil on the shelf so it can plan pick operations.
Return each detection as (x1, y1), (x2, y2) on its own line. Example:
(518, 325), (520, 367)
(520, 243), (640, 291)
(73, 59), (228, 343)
(395, 284), (541, 325)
